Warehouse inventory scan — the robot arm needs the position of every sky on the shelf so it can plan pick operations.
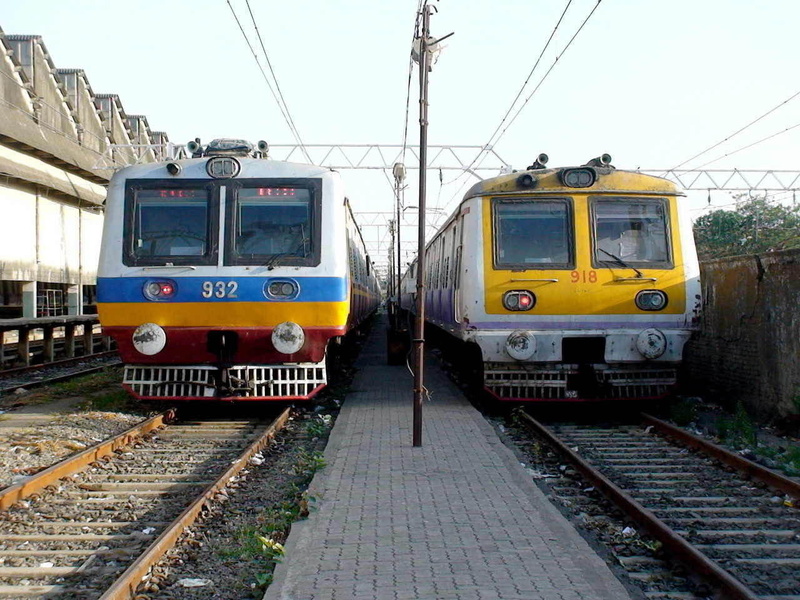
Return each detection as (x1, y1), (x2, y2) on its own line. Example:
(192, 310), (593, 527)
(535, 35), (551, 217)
(4, 0), (800, 275)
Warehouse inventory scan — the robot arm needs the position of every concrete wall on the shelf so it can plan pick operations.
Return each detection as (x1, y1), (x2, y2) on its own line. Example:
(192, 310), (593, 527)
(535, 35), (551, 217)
(684, 248), (800, 421)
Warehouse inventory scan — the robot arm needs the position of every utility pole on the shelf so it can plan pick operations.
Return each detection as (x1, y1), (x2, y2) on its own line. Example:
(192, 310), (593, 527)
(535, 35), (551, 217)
(411, 4), (432, 447)
(409, 1), (453, 447)
(388, 218), (396, 306)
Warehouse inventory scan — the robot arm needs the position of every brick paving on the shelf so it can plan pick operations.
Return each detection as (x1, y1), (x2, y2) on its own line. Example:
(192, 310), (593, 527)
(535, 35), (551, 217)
(266, 316), (632, 600)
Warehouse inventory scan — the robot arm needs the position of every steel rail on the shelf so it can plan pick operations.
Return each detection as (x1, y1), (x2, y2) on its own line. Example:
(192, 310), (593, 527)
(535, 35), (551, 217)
(99, 407), (292, 600)
(0, 358), (121, 396)
(518, 411), (760, 600)
(0, 410), (174, 511)
(641, 413), (800, 502)
(0, 351), (118, 379)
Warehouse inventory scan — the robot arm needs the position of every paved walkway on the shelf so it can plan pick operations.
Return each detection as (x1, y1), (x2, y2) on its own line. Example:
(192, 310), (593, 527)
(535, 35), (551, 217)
(266, 315), (632, 600)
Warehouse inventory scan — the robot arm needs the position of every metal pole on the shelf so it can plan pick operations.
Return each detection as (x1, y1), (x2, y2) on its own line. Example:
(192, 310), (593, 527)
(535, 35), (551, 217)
(392, 162), (406, 328)
(395, 169), (402, 323)
(413, 4), (431, 447)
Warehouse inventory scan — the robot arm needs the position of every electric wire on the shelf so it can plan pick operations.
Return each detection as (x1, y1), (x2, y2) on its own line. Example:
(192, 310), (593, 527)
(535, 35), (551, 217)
(478, 0), (574, 163)
(226, 0), (312, 162)
(244, 0), (311, 163)
(439, 0), (603, 216)
(691, 120), (800, 170)
(434, 0), (574, 211)
(492, 0), (603, 150)
(671, 87), (800, 171)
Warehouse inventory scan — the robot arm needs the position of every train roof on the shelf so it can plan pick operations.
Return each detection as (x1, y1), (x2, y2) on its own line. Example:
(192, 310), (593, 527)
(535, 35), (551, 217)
(108, 157), (335, 182)
(464, 165), (683, 201)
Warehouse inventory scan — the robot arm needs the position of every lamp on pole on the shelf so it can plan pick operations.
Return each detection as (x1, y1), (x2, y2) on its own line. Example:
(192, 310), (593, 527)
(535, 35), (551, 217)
(392, 161), (406, 324)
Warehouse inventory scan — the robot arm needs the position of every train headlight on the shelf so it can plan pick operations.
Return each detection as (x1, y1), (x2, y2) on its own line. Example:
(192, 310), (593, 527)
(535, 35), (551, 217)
(503, 290), (535, 311)
(636, 328), (667, 359)
(264, 279), (299, 300)
(505, 331), (537, 361)
(560, 168), (596, 188)
(143, 279), (177, 301)
(272, 321), (305, 354)
(206, 156), (241, 178)
(132, 323), (167, 356)
(635, 290), (668, 311)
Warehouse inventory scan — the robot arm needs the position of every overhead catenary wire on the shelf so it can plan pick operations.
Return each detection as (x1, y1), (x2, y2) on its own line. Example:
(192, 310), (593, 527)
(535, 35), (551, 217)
(244, 0), (310, 163)
(690, 120), (800, 171)
(477, 0), (574, 164)
(437, 0), (603, 218)
(670, 87), (800, 171)
(434, 0), (574, 211)
(226, 0), (312, 163)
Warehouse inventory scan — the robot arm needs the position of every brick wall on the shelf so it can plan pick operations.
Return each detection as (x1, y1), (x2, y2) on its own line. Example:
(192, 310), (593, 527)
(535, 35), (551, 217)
(684, 248), (800, 420)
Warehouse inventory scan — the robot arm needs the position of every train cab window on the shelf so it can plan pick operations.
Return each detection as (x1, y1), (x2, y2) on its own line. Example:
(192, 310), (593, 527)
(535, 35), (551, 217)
(226, 182), (321, 267)
(493, 199), (574, 269)
(592, 198), (672, 267)
(124, 184), (216, 266)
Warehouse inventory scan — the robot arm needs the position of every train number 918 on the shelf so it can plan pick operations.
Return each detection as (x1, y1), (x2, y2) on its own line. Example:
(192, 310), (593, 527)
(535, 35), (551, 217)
(201, 281), (239, 298)
(570, 270), (597, 283)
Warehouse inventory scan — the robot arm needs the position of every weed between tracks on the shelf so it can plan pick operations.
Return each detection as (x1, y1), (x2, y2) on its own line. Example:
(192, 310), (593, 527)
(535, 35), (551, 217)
(137, 412), (334, 599)
(140, 318), (372, 599)
(219, 443), (326, 589)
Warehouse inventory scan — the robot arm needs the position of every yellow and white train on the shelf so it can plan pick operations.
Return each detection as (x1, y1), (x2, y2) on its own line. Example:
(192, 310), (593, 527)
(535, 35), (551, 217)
(400, 154), (701, 401)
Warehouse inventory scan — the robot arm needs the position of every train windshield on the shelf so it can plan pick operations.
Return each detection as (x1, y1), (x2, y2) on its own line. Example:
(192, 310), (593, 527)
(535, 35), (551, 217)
(592, 198), (671, 267)
(229, 186), (316, 266)
(493, 199), (573, 268)
(128, 187), (214, 265)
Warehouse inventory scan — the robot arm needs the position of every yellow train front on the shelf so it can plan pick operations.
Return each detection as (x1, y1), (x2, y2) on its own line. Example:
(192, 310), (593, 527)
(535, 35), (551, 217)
(407, 154), (701, 401)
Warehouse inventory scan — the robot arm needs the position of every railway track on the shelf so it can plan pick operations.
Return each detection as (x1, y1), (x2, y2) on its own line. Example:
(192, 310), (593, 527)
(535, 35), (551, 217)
(0, 355), (121, 396)
(519, 411), (800, 600)
(0, 408), (291, 599)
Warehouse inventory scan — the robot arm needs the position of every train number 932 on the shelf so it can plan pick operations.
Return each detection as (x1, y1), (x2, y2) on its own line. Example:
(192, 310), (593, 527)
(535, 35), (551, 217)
(201, 281), (239, 298)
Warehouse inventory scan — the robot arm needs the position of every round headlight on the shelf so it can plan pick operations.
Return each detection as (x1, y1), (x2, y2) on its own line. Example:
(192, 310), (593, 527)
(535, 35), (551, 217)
(505, 331), (537, 361)
(143, 279), (177, 301)
(265, 279), (299, 299)
(272, 321), (305, 354)
(636, 328), (667, 359)
(132, 323), (167, 356)
(503, 290), (535, 311)
(635, 290), (668, 311)
(560, 168), (596, 188)
(206, 156), (241, 178)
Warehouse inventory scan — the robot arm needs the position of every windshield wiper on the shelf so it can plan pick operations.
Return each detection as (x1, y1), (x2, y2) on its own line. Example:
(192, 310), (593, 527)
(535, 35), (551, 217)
(598, 248), (643, 278)
(264, 237), (310, 270)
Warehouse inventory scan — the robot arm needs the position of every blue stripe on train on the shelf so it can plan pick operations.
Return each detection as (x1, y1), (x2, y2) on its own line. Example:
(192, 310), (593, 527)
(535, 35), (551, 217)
(97, 276), (348, 303)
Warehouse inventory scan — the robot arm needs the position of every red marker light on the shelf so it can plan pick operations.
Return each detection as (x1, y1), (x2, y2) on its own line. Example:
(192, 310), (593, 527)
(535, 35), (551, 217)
(519, 294), (532, 308)
(160, 283), (174, 296)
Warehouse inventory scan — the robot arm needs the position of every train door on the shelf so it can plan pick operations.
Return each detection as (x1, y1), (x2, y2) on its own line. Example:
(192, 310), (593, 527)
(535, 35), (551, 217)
(453, 214), (464, 323)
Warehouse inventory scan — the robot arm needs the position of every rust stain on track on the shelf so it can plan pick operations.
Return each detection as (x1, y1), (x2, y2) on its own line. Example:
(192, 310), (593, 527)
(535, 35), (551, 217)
(100, 407), (292, 600)
(519, 411), (760, 600)
(0, 410), (175, 511)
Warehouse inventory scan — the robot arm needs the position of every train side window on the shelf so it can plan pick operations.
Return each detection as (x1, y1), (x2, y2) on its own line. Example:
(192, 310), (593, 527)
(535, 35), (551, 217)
(492, 198), (574, 270)
(591, 198), (672, 268)
(123, 183), (217, 266)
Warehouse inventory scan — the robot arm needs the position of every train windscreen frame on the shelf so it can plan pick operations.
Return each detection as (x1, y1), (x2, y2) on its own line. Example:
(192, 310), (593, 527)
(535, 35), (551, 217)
(123, 180), (218, 266)
(225, 179), (322, 267)
(590, 197), (673, 269)
(492, 197), (575, 270)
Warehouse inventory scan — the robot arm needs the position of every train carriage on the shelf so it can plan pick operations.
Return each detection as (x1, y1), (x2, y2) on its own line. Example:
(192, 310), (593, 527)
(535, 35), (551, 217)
(97, 139), (380, 401)
(400, 154), (701, 401)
